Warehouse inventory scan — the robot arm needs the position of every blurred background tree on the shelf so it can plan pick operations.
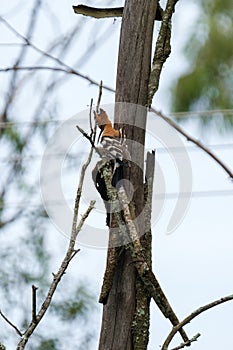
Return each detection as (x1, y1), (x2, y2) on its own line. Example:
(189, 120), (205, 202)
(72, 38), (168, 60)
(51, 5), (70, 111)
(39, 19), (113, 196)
(0, 0), (116, 347)
(171, 0), (233, 127)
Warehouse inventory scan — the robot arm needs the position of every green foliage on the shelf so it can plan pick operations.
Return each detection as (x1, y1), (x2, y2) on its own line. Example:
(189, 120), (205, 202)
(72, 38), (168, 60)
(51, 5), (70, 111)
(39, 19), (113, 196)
(3, 126), (25, 153)
(51, 285), (95, 322)
(172, 0), (233, 127)
(35, 338), (59, 350)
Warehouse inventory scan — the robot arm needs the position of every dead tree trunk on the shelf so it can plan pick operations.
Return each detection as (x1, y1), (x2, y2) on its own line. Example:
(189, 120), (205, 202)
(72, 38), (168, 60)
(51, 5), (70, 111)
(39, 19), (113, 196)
(98, 1), (158, 349)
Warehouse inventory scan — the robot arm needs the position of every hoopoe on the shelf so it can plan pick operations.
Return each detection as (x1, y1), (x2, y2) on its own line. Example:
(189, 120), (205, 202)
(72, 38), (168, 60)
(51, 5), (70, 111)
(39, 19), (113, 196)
(92, 109), (130, 226)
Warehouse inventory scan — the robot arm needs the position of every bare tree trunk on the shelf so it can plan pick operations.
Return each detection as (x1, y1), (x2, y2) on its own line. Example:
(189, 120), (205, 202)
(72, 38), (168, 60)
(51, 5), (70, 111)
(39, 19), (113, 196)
(98, 1), (158, 349)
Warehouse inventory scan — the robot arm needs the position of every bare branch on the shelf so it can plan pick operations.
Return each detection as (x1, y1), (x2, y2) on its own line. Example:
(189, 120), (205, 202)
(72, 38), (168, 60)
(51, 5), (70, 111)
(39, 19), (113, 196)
(148, 0), (179, 106)
(0, 309), (22, 337)
(162, 294), (233, 350)
(16, 105), (97, 348)
(150, 107), (233, 179)
(73, 5), (123, 18)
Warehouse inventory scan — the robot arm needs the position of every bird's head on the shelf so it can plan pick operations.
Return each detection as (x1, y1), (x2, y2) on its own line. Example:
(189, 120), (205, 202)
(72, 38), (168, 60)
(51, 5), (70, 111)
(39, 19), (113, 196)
(95, 108), (111, 131)
(95, 108), (120, 139)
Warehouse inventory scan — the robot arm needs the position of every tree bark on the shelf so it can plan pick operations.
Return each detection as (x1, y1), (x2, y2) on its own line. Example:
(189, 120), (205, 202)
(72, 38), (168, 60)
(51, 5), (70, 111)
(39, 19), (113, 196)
(98, 1), (158, 349)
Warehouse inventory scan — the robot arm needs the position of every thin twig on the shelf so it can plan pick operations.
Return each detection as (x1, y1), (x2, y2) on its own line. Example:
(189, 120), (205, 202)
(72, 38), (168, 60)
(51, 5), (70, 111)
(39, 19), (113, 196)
(76, 125), (98, 151)
(0, 66), (115, 93)
(161, 294), (233, 350)
(170, 333), (201, 350)
(150, 107), (233, 179)
(76, 203), (95, 234)
(96, 80), (103, 113)
(0, 16), (115, 93)
(69, 249), (81, 262)
(77, 80), (103, 151)
(0, 309), (22, 337)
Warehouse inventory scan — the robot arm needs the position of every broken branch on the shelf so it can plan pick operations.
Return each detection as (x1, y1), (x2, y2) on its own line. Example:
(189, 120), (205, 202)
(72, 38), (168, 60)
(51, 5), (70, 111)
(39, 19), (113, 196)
(73, 5), (123, 19)
(73, 4), (163, 20)
(32, 285), (38, 324)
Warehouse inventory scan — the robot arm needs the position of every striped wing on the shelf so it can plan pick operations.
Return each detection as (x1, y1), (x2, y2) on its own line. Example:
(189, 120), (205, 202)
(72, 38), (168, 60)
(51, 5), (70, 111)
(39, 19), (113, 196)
(101, 137), (124, 160)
